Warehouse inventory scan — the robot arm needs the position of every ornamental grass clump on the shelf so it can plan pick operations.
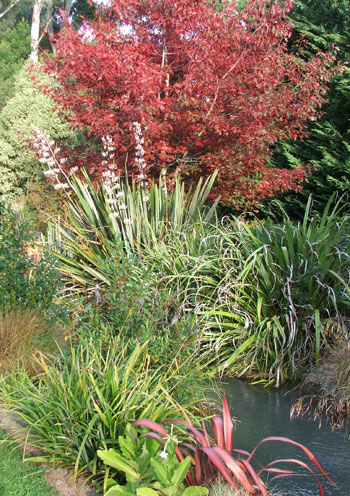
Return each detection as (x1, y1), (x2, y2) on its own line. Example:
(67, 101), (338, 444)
(200, 196), (350, 385)
(291, 339), (350, 431)
(0, 308), (50, 375)
(0, 336), (205, 484)
(46, 167), (218, 291)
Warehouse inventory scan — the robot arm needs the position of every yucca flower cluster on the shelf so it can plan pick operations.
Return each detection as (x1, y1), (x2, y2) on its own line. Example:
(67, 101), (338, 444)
(133, 121), (149, 191)
(100, 135), (133, 225)
(31, 127), (148, 227)
(31, 126), (74, 193)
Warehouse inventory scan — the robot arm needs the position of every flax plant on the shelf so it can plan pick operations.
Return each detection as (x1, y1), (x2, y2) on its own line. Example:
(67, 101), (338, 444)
(0, 336), (205, 483)
(200, 196), (350, 385)
(48, 170), (218, 291)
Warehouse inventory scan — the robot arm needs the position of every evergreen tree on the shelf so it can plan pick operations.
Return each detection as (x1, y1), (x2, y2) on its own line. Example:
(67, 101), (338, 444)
(0, 19), (31, 107)
(264, 0), (350, 217)
(0, 62), (75, 199)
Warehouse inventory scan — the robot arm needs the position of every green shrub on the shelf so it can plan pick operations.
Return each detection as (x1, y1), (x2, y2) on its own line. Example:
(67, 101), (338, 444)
(0, 203), (59, 314)
(0, 20), (31, 108)
(0, 336), (205, 484)
(0, 62), (74, 199)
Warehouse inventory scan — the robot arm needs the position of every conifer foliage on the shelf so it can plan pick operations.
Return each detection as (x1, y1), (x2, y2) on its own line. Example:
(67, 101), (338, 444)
(43, 0), (336, 205)
(267, 0), (350, 217)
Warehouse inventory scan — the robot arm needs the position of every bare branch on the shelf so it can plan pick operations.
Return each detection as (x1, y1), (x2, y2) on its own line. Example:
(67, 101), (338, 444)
(0, 0), (21, 20)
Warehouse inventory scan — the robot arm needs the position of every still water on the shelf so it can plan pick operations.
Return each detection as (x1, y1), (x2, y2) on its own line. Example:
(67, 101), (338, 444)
(221, 379), (350, 495)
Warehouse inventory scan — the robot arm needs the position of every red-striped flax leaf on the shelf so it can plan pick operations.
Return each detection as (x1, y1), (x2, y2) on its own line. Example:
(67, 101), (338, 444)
(233, 448), (252, 458)
(195, 449), (202, 486)
(132, 419), (169, 437)
(164, 419), (208, 447)
(238, 459), (269, 496)
(223, 393), (234, 452)
(202, 420), (211, 447)
(213, 447), (255, 492)
(265, 458), (328, 496)
(179, 447), (195, 465)
(211, 416), (225, 448)
(140, 432), (165, 445)
(201, 449), (214, 484)
(184, 461), (196, 487)
(259, 467), (294, 476)
(201, 447), (239, 491)
(248, 437), (336, 485)
(181, 443), (197, 453)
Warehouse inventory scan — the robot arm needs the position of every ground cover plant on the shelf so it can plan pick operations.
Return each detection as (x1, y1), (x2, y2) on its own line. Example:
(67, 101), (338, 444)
(0, 429), (58, 496)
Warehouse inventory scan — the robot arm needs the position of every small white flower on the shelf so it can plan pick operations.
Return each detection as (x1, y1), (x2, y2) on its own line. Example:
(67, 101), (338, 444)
(43, 170), (56, 177)
(68, 166), (79, 175)
(159, 449), (168, 460)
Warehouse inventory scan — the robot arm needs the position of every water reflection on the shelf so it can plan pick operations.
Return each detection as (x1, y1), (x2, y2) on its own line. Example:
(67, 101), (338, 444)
(221, 379), (350, 495)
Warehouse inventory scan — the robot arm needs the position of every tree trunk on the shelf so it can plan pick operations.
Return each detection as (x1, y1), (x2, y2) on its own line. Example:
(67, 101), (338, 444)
(30, 0), (44, 64)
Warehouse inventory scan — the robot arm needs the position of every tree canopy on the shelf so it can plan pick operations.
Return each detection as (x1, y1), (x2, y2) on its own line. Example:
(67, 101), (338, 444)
(41, 0), (337, 205)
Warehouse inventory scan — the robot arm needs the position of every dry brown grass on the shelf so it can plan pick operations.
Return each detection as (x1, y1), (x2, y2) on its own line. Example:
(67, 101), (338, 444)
(291, 343), (350, 431)
(208, 478), (278, 496)
(0, 308), (51, 375)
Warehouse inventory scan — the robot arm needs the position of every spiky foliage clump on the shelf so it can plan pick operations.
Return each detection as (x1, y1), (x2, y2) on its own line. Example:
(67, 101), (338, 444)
(48, 170), (218, 291)
(200, 196), (350, 385)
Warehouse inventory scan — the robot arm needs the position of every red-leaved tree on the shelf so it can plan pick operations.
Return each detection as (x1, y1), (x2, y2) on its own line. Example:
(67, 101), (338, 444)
(41, 0), (337, 205)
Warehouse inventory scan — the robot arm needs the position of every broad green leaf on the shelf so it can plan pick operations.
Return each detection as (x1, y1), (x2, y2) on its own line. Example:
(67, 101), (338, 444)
(136, 488), (159, 496)
(182, 487), (209, 496)
(170, 457), (191, 487)
(97, 449), (140, 479)
(105, 486), (135, 496)
(150, 457), (170, 486)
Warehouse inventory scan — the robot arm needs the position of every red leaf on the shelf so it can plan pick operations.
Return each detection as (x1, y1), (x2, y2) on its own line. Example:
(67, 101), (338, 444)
(248, 436), (336, 486)
(164, 419), (209, 447)
(211, 416), (224, 448)
(212, 447), (256, 492)
(201, 447), (239, 491)
(222, 393), (234, 452)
